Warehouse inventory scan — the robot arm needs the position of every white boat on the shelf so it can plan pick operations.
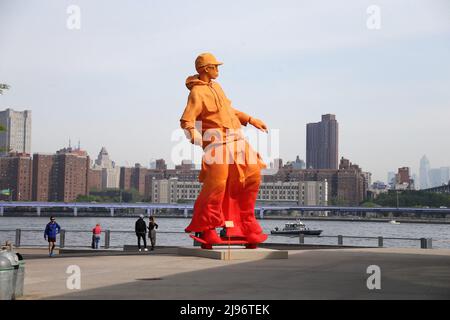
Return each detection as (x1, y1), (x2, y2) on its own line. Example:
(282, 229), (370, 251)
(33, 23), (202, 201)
(389, 220), (400, 225)
(271, 220), (322, 236)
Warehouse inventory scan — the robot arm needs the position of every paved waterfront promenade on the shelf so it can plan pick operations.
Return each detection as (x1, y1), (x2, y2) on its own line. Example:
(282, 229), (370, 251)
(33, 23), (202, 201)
(18, 247), (450, 300)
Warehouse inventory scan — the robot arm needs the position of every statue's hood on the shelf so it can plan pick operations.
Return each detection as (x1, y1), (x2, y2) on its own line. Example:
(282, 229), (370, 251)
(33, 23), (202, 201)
(185, 74), (211, 90)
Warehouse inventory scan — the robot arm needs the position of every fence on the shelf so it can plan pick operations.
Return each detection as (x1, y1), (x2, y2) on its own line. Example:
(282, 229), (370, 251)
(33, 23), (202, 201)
(0, 228), (434, 249)
(293, 233), (433, 249)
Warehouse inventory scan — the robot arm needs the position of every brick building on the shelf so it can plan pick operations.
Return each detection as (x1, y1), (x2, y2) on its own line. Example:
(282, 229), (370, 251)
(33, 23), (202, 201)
(0, 153), (32, 201)
(32, 147), (90, 202)
(119, 164), (150, 195)
(263, 157), (367, 205)
(87, 168), (103, 192)
(306, 114), (339, 169)
(32, 154), (53, 201)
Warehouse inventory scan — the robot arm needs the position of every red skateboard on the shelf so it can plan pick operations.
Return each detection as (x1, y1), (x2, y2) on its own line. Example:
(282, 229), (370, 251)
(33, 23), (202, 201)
(189, 232), (268, 249)
(189, 234), (248, 245)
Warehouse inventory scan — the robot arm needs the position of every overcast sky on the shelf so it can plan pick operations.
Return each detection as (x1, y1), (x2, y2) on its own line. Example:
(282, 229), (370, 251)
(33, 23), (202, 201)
(1, 0), (449, 182)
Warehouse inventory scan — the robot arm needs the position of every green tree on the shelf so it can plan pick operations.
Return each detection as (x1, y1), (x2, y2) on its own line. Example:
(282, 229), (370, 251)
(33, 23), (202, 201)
(0, 83), (10, 95)
(374, 190), (450, 208)
(361, 201), (379, 208)
(330, 195), (347, 206)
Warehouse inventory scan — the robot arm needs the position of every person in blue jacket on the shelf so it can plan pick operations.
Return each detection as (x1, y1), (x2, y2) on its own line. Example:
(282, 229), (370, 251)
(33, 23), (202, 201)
(44, 216), (61, 257)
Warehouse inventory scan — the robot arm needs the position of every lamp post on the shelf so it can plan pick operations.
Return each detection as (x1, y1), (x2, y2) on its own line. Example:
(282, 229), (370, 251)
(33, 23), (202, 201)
(396, 190), (399, 208)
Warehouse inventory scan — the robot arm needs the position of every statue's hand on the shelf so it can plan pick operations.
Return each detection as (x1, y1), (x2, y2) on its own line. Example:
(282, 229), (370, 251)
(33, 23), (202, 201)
(190, 131), (203, 146)
(191, 135), (203, 146)
(184, 129), (203, 146)
(249, 117), (268, 133)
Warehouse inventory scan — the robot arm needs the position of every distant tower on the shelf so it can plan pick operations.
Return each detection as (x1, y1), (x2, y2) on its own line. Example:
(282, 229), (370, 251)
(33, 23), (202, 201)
(306, 114), (339, 169)
(387, 171), (395, 186)
(0, 108), (32, 155)
(419, 155), (430, 189)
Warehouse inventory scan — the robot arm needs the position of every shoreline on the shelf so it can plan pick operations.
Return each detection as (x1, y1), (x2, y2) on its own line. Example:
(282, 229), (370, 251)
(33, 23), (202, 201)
(1, 212), (449, 224)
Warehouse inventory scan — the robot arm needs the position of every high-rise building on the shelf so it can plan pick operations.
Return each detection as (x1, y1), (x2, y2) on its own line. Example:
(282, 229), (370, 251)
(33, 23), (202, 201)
(32, 147), (90, 202)
(87, 168), (103, 192)
(306, 114), (338, 169)
(411, 173), (419, 190)
(419, 155), (430, 189)
(293, 156), (306, 169)
(0, 108), (32, 156)
(32, 154), (53, 201)
(119, 163), (149, 195)
(396, 167), (410, 184)
(0, 153), (32, 201)
(428, 167), (450, 188)
(440, 167), (450, 186)
(155, 159), (167, 170)
(337, 158), (366, 204)
(428, 168), (441, 188)
(395, 167), (414, 190)
(387, 171), (396, 187)
(273, 158), (283, 170)
(92, 147), (120, 190)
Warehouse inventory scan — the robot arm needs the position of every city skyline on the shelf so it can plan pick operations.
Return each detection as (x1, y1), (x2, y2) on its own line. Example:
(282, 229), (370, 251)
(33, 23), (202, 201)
(1, 1), (450, 182)
(3, 107), (449, 187)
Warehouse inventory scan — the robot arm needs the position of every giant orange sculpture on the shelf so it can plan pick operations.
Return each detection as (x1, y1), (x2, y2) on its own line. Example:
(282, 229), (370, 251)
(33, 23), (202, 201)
(180, 53), (269, 249)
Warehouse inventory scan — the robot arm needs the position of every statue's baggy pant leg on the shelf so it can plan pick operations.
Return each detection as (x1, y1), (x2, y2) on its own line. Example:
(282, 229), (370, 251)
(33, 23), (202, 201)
(185, 140), (265, 237)
(185, 162), (229, 232)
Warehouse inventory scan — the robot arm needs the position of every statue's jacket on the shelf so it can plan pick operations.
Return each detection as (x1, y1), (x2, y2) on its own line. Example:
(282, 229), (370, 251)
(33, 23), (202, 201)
(180, 75), (265, 184)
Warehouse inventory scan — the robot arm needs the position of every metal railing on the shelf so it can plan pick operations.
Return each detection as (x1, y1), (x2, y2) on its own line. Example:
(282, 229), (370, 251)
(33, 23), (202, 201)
(291, 233), (433, 249)
(0, 228), (188, 249)
(0, 228), (434, 249)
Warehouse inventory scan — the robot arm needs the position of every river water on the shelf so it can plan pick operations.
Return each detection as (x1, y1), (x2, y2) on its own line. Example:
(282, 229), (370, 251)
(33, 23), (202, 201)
(1, 217), (449, 249)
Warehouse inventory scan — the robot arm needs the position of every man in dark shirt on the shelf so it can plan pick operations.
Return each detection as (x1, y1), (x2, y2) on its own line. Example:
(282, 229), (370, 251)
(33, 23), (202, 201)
(135, 215), (148, 252)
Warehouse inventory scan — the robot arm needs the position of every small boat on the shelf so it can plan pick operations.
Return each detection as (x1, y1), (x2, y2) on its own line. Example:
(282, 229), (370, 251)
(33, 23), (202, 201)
(389, 220), (400, 225)
(270, 220), (322, 236)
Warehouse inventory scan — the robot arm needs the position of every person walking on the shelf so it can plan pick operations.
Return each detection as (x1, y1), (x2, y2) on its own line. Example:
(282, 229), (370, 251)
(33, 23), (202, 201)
(44, 216), (61, 257)
(135, 214), (148, 252)
(92, 223), (102, 249)
(148, 216), (159, 251)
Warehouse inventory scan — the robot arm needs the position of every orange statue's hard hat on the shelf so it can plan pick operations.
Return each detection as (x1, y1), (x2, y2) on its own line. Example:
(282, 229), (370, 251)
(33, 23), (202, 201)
(195, 53), (223, 70)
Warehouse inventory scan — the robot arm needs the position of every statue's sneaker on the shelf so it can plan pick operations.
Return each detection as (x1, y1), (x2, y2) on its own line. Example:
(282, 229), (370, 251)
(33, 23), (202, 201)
(246, 232), (268, 245)
(201, 228), (222, 244)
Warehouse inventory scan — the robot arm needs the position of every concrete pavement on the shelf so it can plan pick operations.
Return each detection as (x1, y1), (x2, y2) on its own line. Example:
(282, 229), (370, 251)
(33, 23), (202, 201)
(18, 247), (450, 300)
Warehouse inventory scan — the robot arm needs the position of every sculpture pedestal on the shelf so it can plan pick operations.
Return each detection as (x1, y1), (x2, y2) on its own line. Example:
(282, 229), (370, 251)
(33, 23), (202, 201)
(178, 246), (288, 260)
